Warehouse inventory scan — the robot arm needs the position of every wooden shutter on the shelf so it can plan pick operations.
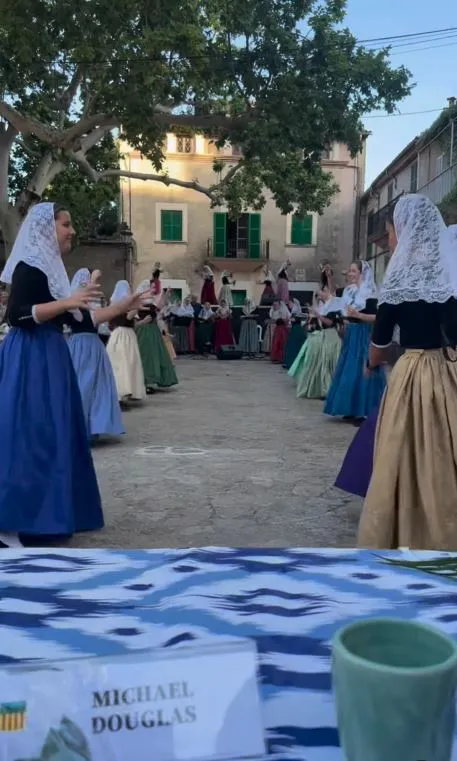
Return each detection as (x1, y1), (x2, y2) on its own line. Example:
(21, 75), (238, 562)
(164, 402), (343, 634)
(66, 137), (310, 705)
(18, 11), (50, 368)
(213, 212), (227, 257)
(248, 213), (261, 258)
(291, 214), (313, 245)
(161, 210), (183, 241)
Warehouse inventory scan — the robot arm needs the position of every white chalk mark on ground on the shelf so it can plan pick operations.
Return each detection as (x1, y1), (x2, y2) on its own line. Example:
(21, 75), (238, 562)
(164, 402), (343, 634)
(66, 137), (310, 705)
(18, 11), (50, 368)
(135, 446), (208, 457)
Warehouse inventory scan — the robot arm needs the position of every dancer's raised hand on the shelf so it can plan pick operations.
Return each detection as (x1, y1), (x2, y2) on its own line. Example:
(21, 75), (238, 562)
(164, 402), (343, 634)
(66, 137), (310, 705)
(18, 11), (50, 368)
(65, 284), (102, 310)
(129, 290), (154, 310)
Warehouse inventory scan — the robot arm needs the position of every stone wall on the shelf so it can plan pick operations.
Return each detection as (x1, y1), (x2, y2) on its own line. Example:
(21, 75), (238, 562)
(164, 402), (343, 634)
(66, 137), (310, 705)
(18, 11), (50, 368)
(0, 237), (132, 296)
(66, 239), (133, 295)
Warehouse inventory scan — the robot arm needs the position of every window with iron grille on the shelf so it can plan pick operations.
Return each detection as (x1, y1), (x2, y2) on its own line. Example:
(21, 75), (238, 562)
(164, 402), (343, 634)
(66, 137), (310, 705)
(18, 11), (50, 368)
(176, 136), (192, 153)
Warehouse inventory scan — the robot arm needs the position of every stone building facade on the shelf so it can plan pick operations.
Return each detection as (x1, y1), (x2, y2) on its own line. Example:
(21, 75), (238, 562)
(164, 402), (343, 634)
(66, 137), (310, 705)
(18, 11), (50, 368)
(359, 99), (457, 283)
(120, 134), (366, 304)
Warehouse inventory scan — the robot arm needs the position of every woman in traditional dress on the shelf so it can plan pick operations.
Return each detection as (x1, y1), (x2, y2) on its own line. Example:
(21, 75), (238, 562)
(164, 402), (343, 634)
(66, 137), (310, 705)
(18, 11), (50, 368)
(259, 265), (276, 306)
(262, 298), (278, 353)
(319, 261), (334, 291)
(196, 302), (215, 355)
(200, 265), (217, 305)
(0, 202), (104, 548)
(106, 280), (146, 404)
(289, 289), (343, 398)
(218, 271), (234, 307)
(324, 260), (385, 421)
(283, 299), (307, 370)
(276, 260), (291, 304)
(171, 297), (194, 354)
(214, 299), (235, 351)
(184, 296), (197, 353)
(135, 280), (178, 390)
(238, 297), (259, 356)
(67, 268), (132, 440)
(357, 194), (457, 549)
(150, 262), (163, 303)
(270, 301), (291, 364)
(335, 209), (405, 498)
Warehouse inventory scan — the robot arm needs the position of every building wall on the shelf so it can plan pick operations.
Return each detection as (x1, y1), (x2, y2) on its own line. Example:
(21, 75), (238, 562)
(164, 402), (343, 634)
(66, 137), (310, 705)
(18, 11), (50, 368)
(0, 238), (129, 297)
(66, 241), (132, 297)
(358, 111), (457, 278)
(377, 160), (417, 208)
(121, 135), (365, 301)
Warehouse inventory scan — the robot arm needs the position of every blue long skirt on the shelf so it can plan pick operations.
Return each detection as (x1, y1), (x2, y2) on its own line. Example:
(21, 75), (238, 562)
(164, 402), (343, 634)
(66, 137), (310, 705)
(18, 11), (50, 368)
(68, 332), (125, 437)
(334, 403), (380, 497)
(0, 325), (104, 535)
(324, 322), (385, 418)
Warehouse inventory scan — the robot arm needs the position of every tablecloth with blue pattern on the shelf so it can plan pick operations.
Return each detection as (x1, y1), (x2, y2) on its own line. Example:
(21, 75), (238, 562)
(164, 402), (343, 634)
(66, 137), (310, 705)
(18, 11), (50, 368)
(1, 547), (457, 760)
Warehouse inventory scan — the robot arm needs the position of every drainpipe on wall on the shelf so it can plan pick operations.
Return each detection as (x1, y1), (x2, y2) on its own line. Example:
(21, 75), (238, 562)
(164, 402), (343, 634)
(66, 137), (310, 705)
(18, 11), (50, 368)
(353, 155), (361, 260)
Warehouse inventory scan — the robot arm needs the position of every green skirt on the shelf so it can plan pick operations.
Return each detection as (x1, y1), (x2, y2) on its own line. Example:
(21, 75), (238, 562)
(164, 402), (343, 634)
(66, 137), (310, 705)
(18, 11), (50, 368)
(136, 322), (178, 388)
(289, 327), (340, 399)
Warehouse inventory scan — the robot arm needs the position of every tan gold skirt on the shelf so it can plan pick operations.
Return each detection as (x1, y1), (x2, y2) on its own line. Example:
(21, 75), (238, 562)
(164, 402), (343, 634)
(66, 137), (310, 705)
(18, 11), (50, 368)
(358, 348), (457, 550)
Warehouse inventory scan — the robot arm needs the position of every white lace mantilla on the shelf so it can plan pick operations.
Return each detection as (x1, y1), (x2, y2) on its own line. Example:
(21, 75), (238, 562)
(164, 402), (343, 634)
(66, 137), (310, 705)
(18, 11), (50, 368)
(379, 194), (457, 305)
(0, 203), (71, 300)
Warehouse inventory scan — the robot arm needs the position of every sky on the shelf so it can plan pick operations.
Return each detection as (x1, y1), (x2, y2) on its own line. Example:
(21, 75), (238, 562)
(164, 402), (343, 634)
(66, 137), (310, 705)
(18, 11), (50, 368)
(326, 0), (457, 187)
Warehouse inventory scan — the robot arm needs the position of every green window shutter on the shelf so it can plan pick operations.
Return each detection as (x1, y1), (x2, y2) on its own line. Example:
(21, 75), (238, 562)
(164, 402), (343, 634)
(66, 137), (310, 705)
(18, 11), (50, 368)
(171, 288), (182, 302)
(213, 212), (227, 257)
(248, 213), (261, 258)
(232, 289), (247, 307)
(291, 214), (313, 245)
(161, 210), (183, 241)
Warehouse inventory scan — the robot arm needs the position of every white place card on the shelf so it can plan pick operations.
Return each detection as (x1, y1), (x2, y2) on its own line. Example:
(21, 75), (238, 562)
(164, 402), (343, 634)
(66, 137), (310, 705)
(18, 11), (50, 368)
(0, 639), (266, 761)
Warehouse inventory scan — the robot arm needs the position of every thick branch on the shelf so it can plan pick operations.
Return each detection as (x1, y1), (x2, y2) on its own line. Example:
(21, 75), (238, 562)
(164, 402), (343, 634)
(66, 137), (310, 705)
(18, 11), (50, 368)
(0, 100), (253, 155)
(25, 150), (66, 198)
(14, 137), (40, 159)
(0, 123), (17, 205)
(65, 149), (99, 181)
(0, 102), (58, 145)
(102, 169), (214, 198)
(79, 124), (114, 153)
(0, 121), (18, 148)
(211, 160), (243, 191)
(60, 67), (84, 112)
(61, 113), (120, 145)
(67, 148), (214, 198)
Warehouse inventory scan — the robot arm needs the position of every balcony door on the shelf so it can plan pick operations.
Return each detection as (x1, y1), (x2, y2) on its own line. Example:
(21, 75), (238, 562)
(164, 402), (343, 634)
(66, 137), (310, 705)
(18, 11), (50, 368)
(213, 213), (261, 258)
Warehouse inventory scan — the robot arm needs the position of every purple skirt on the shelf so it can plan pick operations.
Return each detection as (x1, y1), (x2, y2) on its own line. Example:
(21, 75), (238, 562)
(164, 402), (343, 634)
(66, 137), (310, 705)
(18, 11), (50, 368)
(334, 404), (379, 498)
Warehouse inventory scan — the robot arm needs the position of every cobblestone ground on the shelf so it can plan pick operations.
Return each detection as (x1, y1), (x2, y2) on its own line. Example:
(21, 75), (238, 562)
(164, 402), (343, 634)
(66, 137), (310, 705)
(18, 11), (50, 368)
(73, 357), (362, 548)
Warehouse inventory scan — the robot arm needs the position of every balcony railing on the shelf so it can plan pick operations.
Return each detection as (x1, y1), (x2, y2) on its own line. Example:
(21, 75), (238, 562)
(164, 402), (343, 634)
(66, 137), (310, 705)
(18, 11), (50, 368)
(418, 162), (457, 205)
(367, 195), (401, 243)
(207, 238), (270, 260)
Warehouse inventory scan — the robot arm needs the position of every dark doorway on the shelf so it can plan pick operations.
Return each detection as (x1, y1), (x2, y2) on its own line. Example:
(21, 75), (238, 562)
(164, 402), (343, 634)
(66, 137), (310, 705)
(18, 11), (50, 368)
(226, 213), (249, 258)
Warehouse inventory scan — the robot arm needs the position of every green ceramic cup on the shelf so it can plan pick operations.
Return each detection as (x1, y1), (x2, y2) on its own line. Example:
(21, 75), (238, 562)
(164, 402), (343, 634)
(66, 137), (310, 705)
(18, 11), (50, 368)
(332, 617), (457, 761)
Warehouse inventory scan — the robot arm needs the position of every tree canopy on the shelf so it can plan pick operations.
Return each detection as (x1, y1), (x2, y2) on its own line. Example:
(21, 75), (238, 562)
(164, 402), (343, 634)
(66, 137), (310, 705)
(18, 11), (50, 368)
(0, 0), (411, 250)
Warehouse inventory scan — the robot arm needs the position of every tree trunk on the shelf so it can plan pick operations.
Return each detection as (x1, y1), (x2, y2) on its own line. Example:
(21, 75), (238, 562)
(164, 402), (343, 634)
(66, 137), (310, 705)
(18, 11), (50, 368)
(0, 203), (21, 258)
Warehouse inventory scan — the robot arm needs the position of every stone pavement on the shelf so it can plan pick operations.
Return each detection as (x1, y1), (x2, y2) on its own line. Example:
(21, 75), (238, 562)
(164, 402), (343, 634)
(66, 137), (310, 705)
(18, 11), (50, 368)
(74, 357), (362, 549)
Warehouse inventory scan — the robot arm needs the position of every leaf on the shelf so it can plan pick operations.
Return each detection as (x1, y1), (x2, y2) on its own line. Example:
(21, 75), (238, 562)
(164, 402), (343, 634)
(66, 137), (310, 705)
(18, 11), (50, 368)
(381, 555), (457, 582)
(1, 0), (412, 233)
